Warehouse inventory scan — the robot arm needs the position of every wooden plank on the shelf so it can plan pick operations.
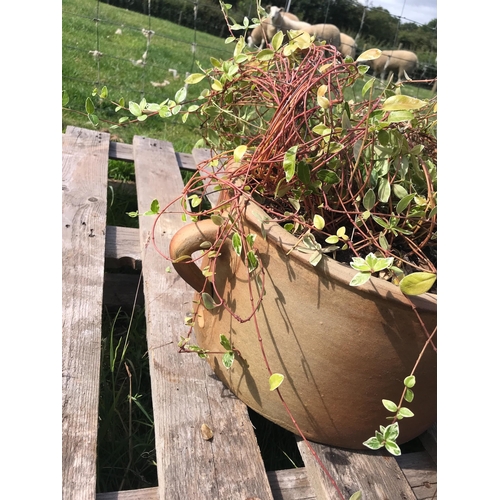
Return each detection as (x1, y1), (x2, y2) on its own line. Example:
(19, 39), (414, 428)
(133, 136), (274, 499)
(62, 126), (110, 500)
(96, 488), (158, 500)
(96, 468), (316, 500)
(296, 439), (417, 500)
(109, 141), (134, 162)
(175, 151), (197, 171)
(396, 451), (437, 500)
(105, 226), (142, 269)
(268, 468), (316, 500)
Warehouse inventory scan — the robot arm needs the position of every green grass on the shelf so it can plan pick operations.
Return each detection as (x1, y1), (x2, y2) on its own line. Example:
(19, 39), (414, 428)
(98, 305), (157, 492)
(63, 0), (433, 156)
(62, 0), (233, 151)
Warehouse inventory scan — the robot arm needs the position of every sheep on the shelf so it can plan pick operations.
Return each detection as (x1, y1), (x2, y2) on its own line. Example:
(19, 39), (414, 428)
(361, 49), (419, 83)
(247, 11), (300, 49)
(339, 33), (357, 59)
(269, 7), (341, 49)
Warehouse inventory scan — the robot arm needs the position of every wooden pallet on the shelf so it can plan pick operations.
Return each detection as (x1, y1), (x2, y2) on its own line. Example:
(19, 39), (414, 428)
(62, 126), (437, 500)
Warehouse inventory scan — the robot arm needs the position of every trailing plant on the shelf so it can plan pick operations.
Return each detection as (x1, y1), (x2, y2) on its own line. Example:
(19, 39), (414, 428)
(78, 3), (437, 496)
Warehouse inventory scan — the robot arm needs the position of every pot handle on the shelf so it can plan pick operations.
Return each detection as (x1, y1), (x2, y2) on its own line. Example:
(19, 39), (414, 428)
(169, 218), (220, 294)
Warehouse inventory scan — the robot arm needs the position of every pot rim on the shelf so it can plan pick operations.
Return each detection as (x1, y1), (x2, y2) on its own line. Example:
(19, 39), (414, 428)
(243, 198), (437, 314)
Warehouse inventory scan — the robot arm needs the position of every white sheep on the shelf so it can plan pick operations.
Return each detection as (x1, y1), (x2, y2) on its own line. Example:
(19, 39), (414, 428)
(247, 11), (300, 49)
(339, 33), (357, 59)
(361, 49), (419, 83)
(269, 7), (341, 49)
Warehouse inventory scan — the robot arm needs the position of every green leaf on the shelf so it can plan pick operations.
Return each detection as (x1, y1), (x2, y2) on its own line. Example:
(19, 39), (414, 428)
(325, 235), (339, 244)
(349, 272), (371, 287)
(363, 188), (376, 211)
(387, 110), (414, 123)
(404, 388), (414, 403)
(396, 193), (416, 213)
(210, 214), (224, 226)
(88, 114), (99, 126)
(129, 101), (142, 117)
(185, 73), (206, 84)
(384, 440), (401, 456)
(382, 95), (427, 111)
(397, 407), (415, 418)
(220, 334), (232, 351)
(272, 30), (284, 50)
(62, 90), (69, 106)
(222, 351), (235, 368)
(256, 49), (275, 61)
(392, 184), (408, 199)
(378, 178), (391, 203)
(372, 256), (393, 272)
(309, 251), (323, 266)
(201, 293), (217, 310)
(247, 251), (258, 272)
(349, 492), (362, 500)
(357, 48), (382, 61)
(269, 373), (284, 391)
(232, 233), (242, 256)
(379, 233), (389, 250)
(246, 234), (256, 249)
(313, 214), (325, 230)
(234, 144), (247, 163)
(188, 194), (202, 208)
(399, 272), (436, 295)
(350, 256), (370, 272)
(175, 87), (187, 103)
(384, 422), (400, 441)
(283, 146), (298, 182)
(372, 215), (390, 229)
(382, 399), (398, 413)
(362, 436), (384, 450)
(317, 169), (340, 184)
(85, 97), (95, 114)
(361, 76), (375, 96)
(404, 375), (416, 388)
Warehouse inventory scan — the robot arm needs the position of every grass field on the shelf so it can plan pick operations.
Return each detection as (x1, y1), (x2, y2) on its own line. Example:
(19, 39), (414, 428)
(62, 0), (434, 155)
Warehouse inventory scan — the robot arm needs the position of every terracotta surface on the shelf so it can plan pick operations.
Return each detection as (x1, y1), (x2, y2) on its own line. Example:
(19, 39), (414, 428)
(169, 200), (437, 449)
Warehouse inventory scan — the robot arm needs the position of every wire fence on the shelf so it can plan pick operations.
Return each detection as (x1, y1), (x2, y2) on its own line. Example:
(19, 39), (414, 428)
(62, 0), (437, 105)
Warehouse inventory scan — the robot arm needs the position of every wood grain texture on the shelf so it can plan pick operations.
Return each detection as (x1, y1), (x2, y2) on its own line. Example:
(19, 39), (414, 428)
(96, 487), (158, 500)
(396, 451), (437, 500)
(62, 126), (110, 500)
(133, 136), (274, 500)
(105, 226), (142, 269)
(296, 438), (417, 500)
(96, 468), (316, 500)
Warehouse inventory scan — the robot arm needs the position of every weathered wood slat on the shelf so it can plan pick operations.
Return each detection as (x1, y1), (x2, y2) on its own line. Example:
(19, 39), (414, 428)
(396, 451), (437, 500)
(62, 126), (110, 500)
(96, 487), (158, 500)
(105, 226), (142, 269)
(132, 136), (274, 499)
(296, 438), (417, 500)
(109, 141), (134, 162)
(96, 467), (316, 500)
(267, 468), (316, 499)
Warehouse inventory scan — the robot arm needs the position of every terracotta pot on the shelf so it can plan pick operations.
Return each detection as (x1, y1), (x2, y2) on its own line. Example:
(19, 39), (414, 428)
(169, 199), (437, 449)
